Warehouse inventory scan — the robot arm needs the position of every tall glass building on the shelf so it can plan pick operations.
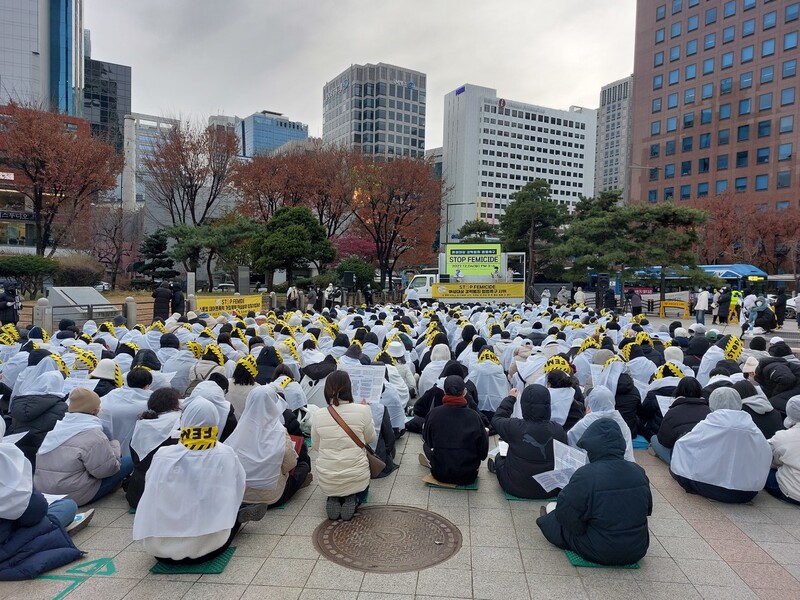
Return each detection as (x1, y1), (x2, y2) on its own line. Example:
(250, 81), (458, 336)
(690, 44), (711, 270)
(322, 62), (427, 160)
(83, 58), (131, 154)
(238, 111), (308, 157)
(0, 0), (84, 115)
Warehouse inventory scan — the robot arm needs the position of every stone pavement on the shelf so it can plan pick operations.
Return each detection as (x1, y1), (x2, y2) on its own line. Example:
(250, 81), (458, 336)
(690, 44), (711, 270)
(3, 432), (800, 600)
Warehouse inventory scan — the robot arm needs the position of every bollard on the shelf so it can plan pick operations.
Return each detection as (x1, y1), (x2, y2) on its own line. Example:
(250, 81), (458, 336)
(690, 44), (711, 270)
(356, 291), (363, 306)
(187, 294), (197, 313)
(124, 296), (137, 326)
(297, 291), (305, 311)
(269, 292), (277, 310)
(33, 298), (53, 333)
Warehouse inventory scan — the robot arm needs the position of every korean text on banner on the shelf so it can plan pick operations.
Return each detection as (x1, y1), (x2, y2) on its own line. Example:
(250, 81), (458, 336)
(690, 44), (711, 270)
(432, 283), (524, 299)
(196, 294), (264, 317)
(445, 244), (501, 276)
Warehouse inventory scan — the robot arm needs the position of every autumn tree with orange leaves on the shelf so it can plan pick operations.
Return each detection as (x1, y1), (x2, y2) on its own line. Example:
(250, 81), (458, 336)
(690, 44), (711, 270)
(0, 103), (122, 256)
(350, 157), (441, 289)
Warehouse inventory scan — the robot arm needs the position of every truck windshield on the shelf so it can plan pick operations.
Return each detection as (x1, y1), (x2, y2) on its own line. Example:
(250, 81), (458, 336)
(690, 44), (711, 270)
(409, 277), (427, 288)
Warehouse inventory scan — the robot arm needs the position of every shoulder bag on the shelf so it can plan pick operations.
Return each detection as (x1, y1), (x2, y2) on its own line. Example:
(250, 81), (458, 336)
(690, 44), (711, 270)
(327, 405), (385, 478)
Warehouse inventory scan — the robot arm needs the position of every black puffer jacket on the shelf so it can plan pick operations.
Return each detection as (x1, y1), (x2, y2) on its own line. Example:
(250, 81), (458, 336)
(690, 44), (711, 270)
(614, 373), (642, 438)
(637, 378), (680, 439)
(656, 396), (711, 449)
(8, 394), (67, 467)
(537, 418), (652, 565)
(423, 399), (489, 486)
(755, 357), (800, 415)
(255, 347), (281, 385)
(491, 387), (568, 499)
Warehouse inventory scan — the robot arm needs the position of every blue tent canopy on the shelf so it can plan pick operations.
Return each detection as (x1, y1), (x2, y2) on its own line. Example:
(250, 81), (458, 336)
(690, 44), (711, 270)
(698, 264), (767, 279)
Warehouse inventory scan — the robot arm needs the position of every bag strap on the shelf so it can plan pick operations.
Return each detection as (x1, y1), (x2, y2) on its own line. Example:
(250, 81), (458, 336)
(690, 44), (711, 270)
(327, 405), (366, 450)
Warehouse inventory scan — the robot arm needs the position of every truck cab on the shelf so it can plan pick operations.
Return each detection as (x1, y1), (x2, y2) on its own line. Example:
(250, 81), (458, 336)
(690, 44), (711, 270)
(405, 274), (435, 302)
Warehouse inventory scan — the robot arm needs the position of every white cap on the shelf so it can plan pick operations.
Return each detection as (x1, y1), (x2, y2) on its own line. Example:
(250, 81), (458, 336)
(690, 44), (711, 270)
(770, 336), (785, 346)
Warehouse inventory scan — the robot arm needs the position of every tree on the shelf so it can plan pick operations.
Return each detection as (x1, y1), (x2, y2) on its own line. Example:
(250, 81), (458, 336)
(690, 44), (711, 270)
(625, 202), (708, 300)
(143, 122), (239, 228)
(457, 219), (500, 243)
(550, 191), (636, 282)
(0, 255), (59, 298)
(251, 207), (335, 290)
(499, 179), (568, 285)
(1, 103), (122, 256)
(690, 192), (742, 264)
(331, 232), (376, 263)
(137, 230), (179, 283)
(336, 256), (375, 289)
(53, 255), (106, 288)
(351, 158), (441, 289)
(76, 207), (143, 290)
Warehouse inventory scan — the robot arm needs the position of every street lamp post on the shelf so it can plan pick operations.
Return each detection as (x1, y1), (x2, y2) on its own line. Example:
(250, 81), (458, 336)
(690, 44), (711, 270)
(443, 201), (476, 243)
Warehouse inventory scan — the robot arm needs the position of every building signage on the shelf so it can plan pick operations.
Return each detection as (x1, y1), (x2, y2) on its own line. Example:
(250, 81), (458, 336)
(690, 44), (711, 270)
(196, 294), (263, 317)
(0, 211), (34, 221)
(0, 172), (14, 181)
(445, 243), (502, 276)
(324, 77), (349, 102)
(455, 85), (466, 96)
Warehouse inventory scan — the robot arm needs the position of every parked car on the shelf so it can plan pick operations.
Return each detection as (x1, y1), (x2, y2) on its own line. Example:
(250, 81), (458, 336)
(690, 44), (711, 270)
(767, 294), (796, 319)
(94, 281), (111, 292)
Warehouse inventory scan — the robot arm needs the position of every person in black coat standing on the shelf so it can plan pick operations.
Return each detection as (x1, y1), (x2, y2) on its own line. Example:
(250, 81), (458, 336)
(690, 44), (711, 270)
(537, 418), (653, 566)
(151, 282), (173, 322)
(170, 282), (185, 316)
(422, 375), (489, 486)
(491, 385), (568, 499)
(774, 289), (788, 328)
(0, 286), (19, 326)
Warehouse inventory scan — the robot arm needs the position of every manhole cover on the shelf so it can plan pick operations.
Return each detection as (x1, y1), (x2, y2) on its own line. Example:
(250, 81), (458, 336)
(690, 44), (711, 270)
(312, 505), (463, 573)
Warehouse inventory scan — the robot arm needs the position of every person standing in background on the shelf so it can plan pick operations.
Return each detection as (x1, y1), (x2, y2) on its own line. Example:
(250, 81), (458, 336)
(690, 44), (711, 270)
(171, 282), (185, 317)
(0, 285), (19, 326)
(152, 282), (173, 322)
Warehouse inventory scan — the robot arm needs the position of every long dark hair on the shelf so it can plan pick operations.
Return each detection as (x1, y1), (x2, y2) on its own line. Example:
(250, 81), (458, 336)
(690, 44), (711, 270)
(270, 364), (294, 382)
(140, 387), (180, 420)
(232, 362), (256, 386)
(324, 370), (354, 406)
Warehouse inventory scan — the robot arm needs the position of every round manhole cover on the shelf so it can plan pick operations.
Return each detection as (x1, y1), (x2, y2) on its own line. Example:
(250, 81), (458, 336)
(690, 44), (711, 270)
(312, 505), (463, 573)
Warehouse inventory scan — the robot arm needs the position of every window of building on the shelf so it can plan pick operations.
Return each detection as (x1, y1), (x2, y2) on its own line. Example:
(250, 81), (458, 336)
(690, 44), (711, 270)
(755, 174), (768, 190)
(683, 136), (693, 151)
(666, 140), (676, 155)
(703, 57), (714, 74)
(704, 32), (716, 49)
(705, 7), (717, 25)
(701, 108), (713, 124)
(741, 71), (753, 89)
(781, 87), (796, 105)
(761, 65), (774, 84)
(723, 25), (736, 43)
(684, 112), (695, 128)
(699, 156), (710, 172)
(648, 190), (658, 203)
(685, 88), (696, 103)
(651, 121), (662, 135)
(668, 92), (679, 108)
(656, 4), (666, 20)
(652, 98), (663, 112)
(779, 142), (793, 160)
(654, 74), (664, 90)
(669, 69), (680, 85)
(756, 147), (770, 164)
(737, 124), (750, 141)
(758, 120), (772, 137)
(718, 154), (730, 169)
(720, 103), (731, 119)
(722, 52), (734, 69)
(670, 45), (681, 61)
(650, 168), (660, 181)
(697, 182), (709, 197)
(688, 14), (699, 31)
(743, 0), (755, 11)
(764, 10), (778, 29)
(664, 187), (675, 201)
(777, 170), (791, 188)
(787, 4), (799, 23)
(783, 59), (797, 78)
(742, 45), (755, 62)
(680, 184), (691, 200)
(720, 77), (733, 93)
(700, 132), (711, 148)
(724, 1), (735, 18)
(742, 18), (755, 36)
(736, 150), (749, 167)
(681, 160), (692, 176)
(739, 98), (752, 115)
(780, 115), (794, 132)
(759, 92), (773, 111)
(665, 163), (676, 178)
(667, 116), (678, 131)
(672, 0), (682, 13)
(762, 38), (776, 57)
(785, 31), (799, 51)
(671, 21), (682, 37)
(716, 179), (729, 193)
(687, 38), (698, 55)
(656, 28), (666, 43)
(655, 51), (665, 67)
(702, 82), (714, 99)
(650, 143), (660, 158)
(719, 129), (730, 145)
(735, 177), (747, 192)
(777, 201), (791, 210)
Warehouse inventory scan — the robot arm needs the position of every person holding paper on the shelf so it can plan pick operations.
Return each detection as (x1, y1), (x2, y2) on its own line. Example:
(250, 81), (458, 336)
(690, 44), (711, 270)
(536, 418), (653, 566)
(490, 385), (568, 499)
(649, 377), (710, 465)
(568, 386), (635, 463)
(421, 375), (488, 486)
(34, 388), (132, 506)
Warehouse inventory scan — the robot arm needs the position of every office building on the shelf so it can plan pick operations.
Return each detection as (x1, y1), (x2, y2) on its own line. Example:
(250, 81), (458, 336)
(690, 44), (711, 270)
(238, 111), (307, 157)
(631, 0), (800, 210)
(441, 84), (596, 243)
(595, 75), (634, 202)
(83, 56), (131, 155)
(0, 0), (84, 115)
(121, 113), (179, 214)
(322, 62), (427, 160)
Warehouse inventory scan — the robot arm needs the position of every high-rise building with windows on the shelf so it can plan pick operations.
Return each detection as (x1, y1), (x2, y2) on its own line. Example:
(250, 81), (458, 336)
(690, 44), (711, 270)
(441, 84), (596, 243)
(83, 56), (131, 155)
(0, 0), (84, 115)
(631, 0), (800, 210)
(322, 62), (426, 160)
(595, 76), (633, 202)
(238, 111), (308, 157)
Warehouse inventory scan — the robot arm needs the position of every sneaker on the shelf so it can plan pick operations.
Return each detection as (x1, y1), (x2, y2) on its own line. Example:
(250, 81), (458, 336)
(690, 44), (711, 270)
(487, 457), (496, 473)
(66, 509), (94, 534)
(237, 503), (268, 523)
(340, 494), (357, 521)
(326, 496), (342, 520)
(418, 452), (431, 468)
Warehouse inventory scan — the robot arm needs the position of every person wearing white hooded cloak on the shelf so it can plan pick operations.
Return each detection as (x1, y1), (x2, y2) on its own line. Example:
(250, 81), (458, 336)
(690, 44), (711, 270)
(568, 386), (636, 462)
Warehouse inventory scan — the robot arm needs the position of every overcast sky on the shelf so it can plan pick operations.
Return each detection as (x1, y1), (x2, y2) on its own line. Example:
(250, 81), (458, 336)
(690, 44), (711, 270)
(85, 0), (636, 148)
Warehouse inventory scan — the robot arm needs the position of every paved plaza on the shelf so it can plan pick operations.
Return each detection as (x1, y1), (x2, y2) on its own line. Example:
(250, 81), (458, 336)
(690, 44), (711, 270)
(2, 427), (800, 600)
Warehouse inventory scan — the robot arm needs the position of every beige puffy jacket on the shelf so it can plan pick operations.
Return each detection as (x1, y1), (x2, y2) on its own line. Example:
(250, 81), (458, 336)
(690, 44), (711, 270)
(311, 402), (376, 497)
(34, 429), (121, 506)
